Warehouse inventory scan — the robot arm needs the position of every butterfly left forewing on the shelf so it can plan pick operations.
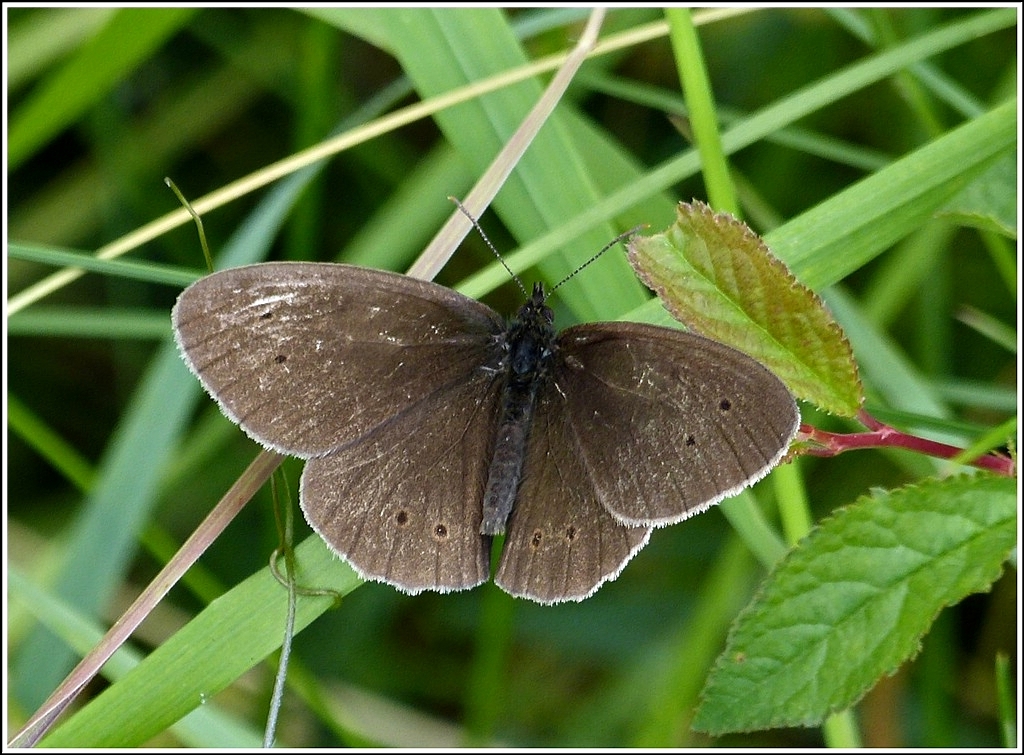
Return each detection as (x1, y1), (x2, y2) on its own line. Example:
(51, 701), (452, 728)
(172, 262), (506, 458)
(552, 322), (799, 527)
(173, 262), (512, 594)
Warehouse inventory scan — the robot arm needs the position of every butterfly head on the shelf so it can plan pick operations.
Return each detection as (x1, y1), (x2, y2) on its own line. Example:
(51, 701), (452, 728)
(517, 281), (554, 330)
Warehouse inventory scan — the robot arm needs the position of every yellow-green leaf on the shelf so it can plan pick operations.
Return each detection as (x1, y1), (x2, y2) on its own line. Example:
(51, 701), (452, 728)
(628, 201), (862, 415)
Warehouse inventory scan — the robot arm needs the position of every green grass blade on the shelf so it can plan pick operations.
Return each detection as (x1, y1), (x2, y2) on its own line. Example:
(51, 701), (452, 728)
(6, 394), (95, 492)
(10, 347), (204, 709)
(770, 100), (1015, 291)
(327, 7), (648, 322)
(8, 242), (199, 288)
(8, 7), (197, 169)
(9, 152), (319, 714)
(665, 8), (737, 214)
(39, 537), (359, 747)
(9, 568), (265, 748)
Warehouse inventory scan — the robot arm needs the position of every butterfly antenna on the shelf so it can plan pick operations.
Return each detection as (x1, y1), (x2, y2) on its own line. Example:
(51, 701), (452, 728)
(548, 224), (648, 296)
(449, 197), (529, 299)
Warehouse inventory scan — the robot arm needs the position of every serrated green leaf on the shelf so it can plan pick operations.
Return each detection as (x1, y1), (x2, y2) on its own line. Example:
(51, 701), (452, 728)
(693, 473), (1016, 735)
(628, 201), (862, 416)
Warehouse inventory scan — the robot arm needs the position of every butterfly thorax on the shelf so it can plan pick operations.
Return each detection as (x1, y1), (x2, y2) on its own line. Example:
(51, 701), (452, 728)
(480, 282), (557, 536)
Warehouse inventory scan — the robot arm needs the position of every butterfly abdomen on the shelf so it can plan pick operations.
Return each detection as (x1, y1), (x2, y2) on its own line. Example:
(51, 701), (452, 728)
(480, 284), (557, 536)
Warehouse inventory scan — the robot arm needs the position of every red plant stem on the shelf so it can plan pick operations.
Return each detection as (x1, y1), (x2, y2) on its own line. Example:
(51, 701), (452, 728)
(799, 410), (1015, 477)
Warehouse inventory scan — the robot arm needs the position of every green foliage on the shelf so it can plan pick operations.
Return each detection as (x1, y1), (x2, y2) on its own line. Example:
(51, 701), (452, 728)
(694, 473), (1016, 733)
(38, 536), (359, 747)
(628, 201), (862, 416)
(8, 7), (198, 169)
(7, 6), (1016, 748)
(938, 152), (1018, 238)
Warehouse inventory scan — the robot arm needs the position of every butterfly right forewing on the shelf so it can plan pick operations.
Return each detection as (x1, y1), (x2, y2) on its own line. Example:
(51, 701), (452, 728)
(553, 322), (799, 527)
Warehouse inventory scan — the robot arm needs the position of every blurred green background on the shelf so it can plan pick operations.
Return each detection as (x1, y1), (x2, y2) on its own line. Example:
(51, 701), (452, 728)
(6, 7), (1017, 747)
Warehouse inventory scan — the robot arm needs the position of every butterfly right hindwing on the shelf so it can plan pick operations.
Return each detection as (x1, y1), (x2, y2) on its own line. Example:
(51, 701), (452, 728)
(494, 382), (652, 604)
